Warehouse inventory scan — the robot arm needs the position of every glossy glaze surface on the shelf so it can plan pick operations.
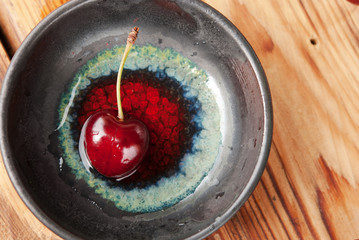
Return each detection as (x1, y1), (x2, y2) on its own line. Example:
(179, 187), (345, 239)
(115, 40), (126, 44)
(58, 45), (222, 212)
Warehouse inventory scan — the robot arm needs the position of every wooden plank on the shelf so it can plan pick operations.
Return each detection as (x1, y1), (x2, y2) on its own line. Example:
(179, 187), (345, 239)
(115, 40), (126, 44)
(202, 0), (359, 239)
(0, 0), (69, 56)
(0, 43), (9, 85)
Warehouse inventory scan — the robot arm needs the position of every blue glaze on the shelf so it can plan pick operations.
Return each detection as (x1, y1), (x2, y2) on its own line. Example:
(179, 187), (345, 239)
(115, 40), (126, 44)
(57, 45), (221, 212)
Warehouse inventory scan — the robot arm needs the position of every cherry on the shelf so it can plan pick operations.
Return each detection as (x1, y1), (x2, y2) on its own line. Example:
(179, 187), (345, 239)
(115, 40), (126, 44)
(347, 0), (359, 4)
(79, 109), (149, 179)
(79, 27), (150, 180)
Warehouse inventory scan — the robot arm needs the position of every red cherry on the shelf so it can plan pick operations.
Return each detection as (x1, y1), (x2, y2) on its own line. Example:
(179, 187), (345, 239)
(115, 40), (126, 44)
(78, 27), (147, 180)
(347, 0), (359, 4)
(79, 109), (149, 179)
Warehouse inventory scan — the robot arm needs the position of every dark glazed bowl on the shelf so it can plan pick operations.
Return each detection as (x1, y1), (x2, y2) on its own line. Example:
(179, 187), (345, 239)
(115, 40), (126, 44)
(0, 0), (272, 239)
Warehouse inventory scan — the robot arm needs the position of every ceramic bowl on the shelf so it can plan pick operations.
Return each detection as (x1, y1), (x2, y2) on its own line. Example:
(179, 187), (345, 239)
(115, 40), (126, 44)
(0, 0), (272, 239)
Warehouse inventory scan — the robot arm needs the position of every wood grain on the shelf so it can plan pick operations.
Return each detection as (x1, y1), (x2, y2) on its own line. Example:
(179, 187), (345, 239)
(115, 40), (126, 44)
(0, 43), (9, 85)
(1, 0), (359, 239)
(203, 0), (359, 239)
(0, 0), (68, 56)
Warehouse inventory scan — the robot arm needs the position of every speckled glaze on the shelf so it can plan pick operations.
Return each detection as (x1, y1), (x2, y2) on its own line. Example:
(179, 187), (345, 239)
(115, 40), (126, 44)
(58, 45), (222, 212)
(0, 0), (272, 239)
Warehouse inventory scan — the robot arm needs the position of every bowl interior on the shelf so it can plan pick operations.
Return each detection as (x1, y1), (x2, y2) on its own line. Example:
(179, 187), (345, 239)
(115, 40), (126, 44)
(0, 0), (271, 239)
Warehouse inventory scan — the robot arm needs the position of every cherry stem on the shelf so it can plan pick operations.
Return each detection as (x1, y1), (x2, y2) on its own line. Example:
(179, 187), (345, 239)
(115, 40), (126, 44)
(116, 27), (139, 121)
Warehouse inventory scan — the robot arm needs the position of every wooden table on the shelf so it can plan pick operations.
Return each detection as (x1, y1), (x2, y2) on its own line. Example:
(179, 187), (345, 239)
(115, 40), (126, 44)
(1, 0), (359, 239)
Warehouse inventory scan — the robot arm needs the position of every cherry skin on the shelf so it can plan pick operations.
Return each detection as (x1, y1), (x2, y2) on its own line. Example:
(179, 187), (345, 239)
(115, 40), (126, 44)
(347, 0), (359, 4)
(79, 109), (149, 180)
(78, 27), (147, 180)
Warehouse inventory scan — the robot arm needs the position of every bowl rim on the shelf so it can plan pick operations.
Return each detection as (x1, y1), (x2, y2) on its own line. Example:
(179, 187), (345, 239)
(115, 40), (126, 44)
(0, 1), (90, 238)
(186, 1), (273, 239)
(0, 0), (273, 239)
